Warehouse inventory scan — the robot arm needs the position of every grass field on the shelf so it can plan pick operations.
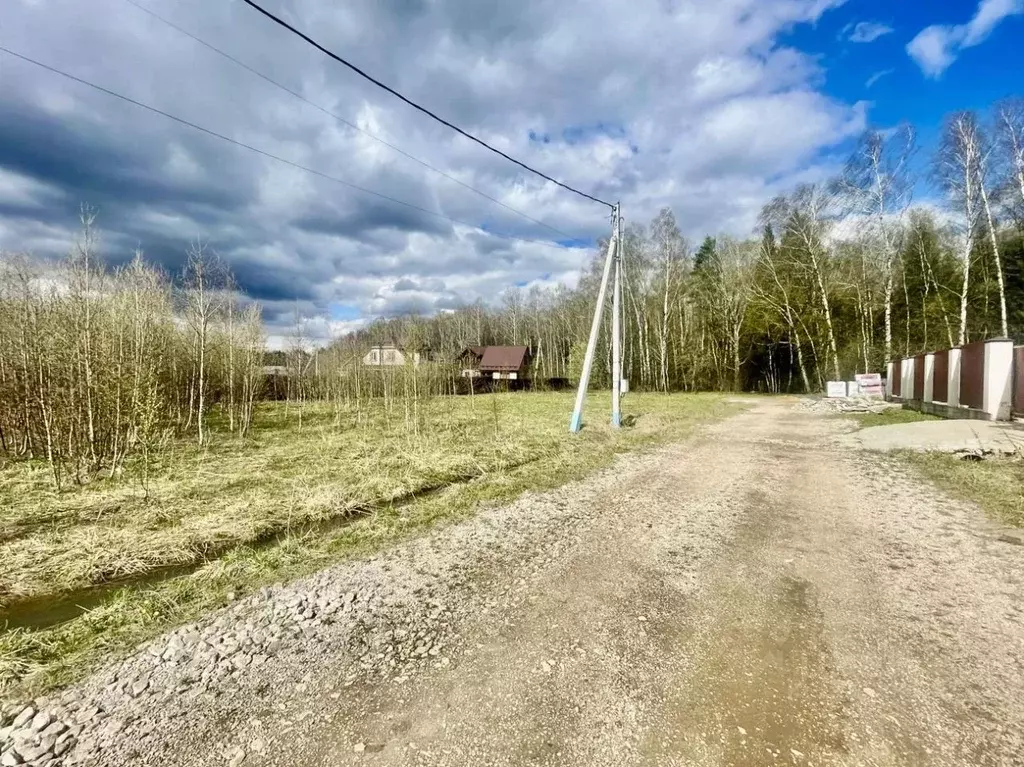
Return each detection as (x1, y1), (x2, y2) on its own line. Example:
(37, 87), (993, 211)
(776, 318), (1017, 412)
(0, 391), (739, 695)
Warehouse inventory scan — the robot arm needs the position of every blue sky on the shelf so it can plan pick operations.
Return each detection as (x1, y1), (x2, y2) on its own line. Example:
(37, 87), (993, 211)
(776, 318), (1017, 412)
(787, 0), (1023, 160)
(0, 0), (1021, 346)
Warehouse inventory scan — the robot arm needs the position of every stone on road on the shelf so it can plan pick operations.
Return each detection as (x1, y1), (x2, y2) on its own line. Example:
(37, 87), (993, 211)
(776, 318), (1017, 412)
(11, 399), (1023, 767)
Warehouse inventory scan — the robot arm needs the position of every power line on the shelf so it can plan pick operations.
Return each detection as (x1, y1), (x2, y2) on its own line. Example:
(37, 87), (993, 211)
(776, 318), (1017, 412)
(0, 46), (576, 250)
(121, 0), (577, 242)
(237, 0), (615, 209)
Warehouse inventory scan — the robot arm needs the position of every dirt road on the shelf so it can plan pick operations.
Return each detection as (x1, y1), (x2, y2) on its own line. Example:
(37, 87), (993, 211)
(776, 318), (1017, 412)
(10, 399), (1024, 766)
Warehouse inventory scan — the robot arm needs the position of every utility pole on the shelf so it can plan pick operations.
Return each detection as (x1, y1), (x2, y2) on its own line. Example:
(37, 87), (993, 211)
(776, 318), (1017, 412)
(611, 207), (622, 427)
(569, 203), (619, 433)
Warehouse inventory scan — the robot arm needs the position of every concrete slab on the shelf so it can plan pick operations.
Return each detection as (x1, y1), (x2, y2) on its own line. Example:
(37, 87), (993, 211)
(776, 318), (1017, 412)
(841, 419), (1024, 454)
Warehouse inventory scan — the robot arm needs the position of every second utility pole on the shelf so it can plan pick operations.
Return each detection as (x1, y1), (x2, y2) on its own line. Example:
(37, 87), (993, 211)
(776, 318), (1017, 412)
(569, 203), (620, 433)
(611, 207), (622, 428)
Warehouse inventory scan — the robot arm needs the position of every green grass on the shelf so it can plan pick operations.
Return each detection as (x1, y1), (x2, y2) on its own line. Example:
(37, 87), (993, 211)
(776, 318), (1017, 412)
(903, 451), (1024, 529)
(0, 391), (741, 696)
(839, 407), (941, 430)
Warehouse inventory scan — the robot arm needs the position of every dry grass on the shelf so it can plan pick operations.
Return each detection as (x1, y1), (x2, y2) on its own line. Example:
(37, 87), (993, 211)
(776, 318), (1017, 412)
(0, 391), (741, 695)
(838, 408), (941, 430)
(904, 451), (1024, 529)
(0, 395), (559, 601)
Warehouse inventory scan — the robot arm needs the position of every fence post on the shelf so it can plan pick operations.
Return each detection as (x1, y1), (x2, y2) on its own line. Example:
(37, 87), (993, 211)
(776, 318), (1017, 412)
(948, 347), (961, 408)
(983, 338), (1014, 421)
(886, 361), (894, 398)
(923, 353), (935, 403)
(1015, 346), (1024, 419)
(902, 358), (914, 401)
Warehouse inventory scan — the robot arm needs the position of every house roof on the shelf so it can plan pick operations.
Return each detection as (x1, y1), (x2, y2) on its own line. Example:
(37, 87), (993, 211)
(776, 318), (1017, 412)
(479, 345), (529, 372)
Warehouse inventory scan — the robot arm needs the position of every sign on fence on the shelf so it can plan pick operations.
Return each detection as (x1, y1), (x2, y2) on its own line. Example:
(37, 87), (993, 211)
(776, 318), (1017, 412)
(826, 381), (847, 398)
(855, 373), (884, 397)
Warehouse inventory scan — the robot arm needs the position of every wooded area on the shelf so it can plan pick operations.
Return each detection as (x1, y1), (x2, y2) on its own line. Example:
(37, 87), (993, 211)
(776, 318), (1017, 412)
(2, 100), (1023, 486)
(338, 100), (1024, 394)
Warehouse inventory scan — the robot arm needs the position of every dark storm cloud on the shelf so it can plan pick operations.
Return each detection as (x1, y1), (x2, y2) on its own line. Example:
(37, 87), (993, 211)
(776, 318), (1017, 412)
(0, 100), (253, 214)
(292, 197), (451, 240)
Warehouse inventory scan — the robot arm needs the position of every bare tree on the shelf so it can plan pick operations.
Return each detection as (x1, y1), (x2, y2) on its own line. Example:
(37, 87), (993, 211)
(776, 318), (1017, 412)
(838, 126), (916, 361)
(996, 98), (1024, 225)
(183, 242), (224, 445)
(753, 225), (814, 392)
(715, 237), (755, 390)
(935, 112), (986, 345)
(973, 118), (1009, 337)
(651, 208), (687, 392)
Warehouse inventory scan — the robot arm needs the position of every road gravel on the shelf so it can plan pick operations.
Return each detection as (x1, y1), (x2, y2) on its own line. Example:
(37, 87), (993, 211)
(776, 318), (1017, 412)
(3, 398), (1022, 767)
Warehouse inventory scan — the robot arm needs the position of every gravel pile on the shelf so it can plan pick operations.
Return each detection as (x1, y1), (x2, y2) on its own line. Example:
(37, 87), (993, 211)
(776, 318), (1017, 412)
(795, 396), (897, 415)
(0, 451), (639, 767)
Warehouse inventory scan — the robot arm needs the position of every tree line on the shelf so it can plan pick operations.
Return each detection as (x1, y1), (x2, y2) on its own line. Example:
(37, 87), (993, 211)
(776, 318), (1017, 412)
(0, 210), (263, 488)
(3, 100), (1023, 486)
(335, 99), (1024, 393)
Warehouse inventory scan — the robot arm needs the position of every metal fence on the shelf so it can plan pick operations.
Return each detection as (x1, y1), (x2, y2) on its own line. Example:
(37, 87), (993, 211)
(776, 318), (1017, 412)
(960, 341), (985, 410)
(913, 353), (926, 400)
(1014, 346), (1024, 417)
(933, 349), (949, 403)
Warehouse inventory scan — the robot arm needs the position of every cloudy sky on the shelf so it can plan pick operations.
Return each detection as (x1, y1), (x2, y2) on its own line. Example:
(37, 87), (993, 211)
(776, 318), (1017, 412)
(1, 0), (1021, 345)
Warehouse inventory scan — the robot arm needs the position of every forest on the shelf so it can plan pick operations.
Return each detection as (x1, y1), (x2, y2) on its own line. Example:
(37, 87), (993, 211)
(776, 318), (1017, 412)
(1, 101), (1023, 487)
(340, 101), (1024, 394)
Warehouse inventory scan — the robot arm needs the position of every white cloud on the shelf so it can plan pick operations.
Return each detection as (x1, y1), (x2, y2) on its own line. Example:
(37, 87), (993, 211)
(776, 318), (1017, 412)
(907, 0), (1023, 77)
(965, 0), (1024, 42)
(865, 69), (894, 88)
(0, 168), (64, 209)
(847, 21), (894, 43)
(0, 0), (860, 339)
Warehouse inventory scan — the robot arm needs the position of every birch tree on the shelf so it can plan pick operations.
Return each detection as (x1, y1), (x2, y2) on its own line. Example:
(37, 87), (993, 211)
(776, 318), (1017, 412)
(839, 126), (916, 362)
(183, 242), (223, 445)
(935, 112), (986, 344)
(996, 99), (1024, 223)
(762, 185), (843, 381)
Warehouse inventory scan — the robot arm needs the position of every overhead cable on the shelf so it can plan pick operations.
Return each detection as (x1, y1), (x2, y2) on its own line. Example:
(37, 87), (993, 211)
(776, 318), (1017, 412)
(237, 0), (615, 209)
(0, 46), (575, 250)
(122, 0), (577, 241)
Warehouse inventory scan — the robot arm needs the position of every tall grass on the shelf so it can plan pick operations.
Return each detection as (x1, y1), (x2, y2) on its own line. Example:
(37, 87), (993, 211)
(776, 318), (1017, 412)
(0, 214), (264, 489)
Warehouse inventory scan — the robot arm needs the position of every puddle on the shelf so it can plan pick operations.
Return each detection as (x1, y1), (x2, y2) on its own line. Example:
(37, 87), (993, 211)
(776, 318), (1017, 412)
(0, 563), (197, 631)
(0, 504), (382, 632)
(0, 465), (509, 632)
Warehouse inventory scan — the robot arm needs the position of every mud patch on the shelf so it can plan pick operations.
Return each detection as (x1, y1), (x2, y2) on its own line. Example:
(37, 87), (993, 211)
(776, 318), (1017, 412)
(641, 468), (848, 765)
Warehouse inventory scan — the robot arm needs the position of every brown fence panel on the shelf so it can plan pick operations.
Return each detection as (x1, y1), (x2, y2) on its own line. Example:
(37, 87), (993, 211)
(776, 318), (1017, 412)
(892, 361), (902, 397)
(1014, 347), (1024, 416)
(913, 354), (926, 399)
(933, 349), (949, 402)
(960, 341), (985, 410)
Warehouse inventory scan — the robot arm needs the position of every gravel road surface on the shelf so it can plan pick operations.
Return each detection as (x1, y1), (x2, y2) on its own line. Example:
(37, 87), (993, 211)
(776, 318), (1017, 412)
(4, 399), (1023, 767)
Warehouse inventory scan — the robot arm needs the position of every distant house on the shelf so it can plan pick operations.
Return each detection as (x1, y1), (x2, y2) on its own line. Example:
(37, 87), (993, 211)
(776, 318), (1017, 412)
(362, 343), (424, 367)
(459, 346), (486, 376)
(461, 345), (531, 380)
